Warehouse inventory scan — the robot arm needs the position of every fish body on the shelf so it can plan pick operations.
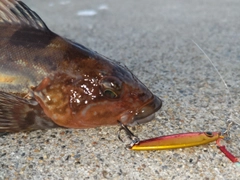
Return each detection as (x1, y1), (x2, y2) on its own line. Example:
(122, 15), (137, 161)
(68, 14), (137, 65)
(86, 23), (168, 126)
(0, 0), (162, 132)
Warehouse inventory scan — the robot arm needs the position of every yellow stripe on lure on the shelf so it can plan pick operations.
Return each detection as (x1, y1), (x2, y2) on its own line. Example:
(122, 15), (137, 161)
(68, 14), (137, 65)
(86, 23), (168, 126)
(130, 132), (223, 151)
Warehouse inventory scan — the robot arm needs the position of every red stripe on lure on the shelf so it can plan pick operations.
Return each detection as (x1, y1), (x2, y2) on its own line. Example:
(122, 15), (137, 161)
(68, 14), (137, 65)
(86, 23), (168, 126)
(130, 132), (223, 151)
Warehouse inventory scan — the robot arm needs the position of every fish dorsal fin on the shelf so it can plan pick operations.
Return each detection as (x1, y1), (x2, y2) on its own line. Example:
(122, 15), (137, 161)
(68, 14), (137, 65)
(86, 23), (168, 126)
(0, 0), (49, 31)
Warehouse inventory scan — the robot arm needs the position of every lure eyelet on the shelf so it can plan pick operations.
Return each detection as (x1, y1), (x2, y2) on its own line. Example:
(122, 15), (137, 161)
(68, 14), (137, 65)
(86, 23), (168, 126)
(204, 131), (214, 137)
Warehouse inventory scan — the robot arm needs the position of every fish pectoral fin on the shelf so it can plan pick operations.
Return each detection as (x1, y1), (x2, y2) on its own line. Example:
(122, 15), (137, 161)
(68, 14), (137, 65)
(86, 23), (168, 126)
(0, 91), (57, 133)
(0, 0), (49, 31)
(0, 91), (37, 132)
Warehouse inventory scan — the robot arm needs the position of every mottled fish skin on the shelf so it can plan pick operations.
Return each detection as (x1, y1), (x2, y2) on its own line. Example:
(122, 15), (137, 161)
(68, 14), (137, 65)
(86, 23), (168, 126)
(0, 0), (162, 132)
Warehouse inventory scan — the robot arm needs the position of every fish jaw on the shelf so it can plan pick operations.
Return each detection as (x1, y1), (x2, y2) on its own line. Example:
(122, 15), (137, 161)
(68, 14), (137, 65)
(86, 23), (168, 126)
(118, 92), (162, 126)
(126, 95), (162, 126)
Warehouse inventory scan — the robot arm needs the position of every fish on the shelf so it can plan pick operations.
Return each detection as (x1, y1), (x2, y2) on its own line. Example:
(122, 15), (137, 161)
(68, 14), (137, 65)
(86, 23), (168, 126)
(0, 0), (162, 133)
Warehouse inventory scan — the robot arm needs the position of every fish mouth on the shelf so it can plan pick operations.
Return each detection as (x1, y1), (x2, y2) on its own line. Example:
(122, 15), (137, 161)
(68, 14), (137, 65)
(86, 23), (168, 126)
(129, 95), (162, 126)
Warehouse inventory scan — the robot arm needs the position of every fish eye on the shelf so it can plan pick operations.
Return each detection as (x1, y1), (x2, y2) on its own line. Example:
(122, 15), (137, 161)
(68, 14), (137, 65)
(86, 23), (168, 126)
(104, 89), (118, 99)
(100, 76), (122, 99)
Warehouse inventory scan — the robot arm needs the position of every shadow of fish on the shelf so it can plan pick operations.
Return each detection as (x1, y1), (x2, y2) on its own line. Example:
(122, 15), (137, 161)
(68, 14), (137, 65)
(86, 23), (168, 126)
(0, 0), (162, 132)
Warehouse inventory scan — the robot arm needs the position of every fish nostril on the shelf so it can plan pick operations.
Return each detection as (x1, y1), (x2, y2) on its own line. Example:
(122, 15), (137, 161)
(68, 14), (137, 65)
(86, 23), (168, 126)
(130, 91), (151, 102)
(138, 92), (152, 102)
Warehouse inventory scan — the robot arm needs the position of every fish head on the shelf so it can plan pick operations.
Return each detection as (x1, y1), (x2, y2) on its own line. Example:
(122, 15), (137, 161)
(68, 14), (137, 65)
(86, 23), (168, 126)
(34, 54), (162, 128)
(94, 58), (162, 127)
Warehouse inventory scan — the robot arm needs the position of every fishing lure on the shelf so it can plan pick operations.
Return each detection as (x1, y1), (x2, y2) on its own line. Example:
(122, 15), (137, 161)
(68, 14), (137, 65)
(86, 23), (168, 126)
(118, 123), (239, 164)
(130, 131), (222, 151)
(118, 123), (223, 150)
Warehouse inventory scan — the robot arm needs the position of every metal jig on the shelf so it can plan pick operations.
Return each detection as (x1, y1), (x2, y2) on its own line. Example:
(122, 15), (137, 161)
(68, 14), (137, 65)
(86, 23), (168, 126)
(117, 121), (239, 164)
(130, 131), (223, 151)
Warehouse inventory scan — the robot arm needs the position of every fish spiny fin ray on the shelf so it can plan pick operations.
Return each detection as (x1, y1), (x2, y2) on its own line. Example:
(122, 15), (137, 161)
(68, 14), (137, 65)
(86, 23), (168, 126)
(0, 0), (49, 31)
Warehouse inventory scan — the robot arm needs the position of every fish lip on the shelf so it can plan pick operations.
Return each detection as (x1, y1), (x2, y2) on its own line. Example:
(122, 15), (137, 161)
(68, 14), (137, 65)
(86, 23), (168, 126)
(128, 95), (162, 126)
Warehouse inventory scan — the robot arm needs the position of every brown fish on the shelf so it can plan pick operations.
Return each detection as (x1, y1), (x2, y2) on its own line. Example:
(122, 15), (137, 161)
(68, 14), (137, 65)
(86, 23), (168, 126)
(0, 0), (162, 133)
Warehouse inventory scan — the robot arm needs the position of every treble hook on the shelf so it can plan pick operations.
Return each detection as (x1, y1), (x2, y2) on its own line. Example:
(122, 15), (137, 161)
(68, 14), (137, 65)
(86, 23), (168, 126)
(117, 121), (140, 148)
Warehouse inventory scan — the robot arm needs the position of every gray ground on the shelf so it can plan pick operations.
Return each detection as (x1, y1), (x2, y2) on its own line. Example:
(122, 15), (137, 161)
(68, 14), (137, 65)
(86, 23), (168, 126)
(1, 0), (240, 179)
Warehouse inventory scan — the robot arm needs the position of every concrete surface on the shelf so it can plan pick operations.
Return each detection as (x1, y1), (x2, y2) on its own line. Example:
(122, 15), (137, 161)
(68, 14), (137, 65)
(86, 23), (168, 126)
(1, 0), (240, 179)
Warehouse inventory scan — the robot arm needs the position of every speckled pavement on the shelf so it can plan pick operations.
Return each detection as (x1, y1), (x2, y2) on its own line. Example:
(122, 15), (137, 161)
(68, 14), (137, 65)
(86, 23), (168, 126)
(1, 0), (240, 179)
